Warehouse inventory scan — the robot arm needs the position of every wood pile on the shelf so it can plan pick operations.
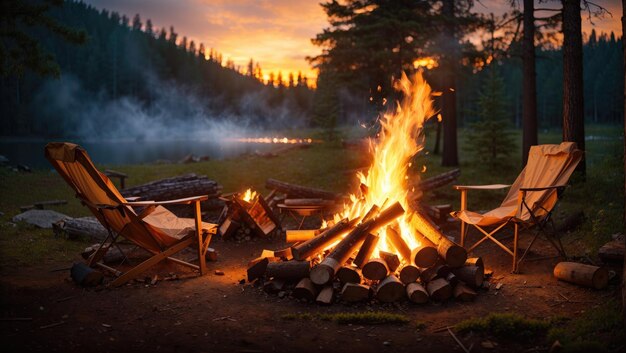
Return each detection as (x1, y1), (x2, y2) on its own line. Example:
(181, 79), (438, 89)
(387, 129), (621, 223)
(247, 202), (485, 305)
(218, 190), (281, 241)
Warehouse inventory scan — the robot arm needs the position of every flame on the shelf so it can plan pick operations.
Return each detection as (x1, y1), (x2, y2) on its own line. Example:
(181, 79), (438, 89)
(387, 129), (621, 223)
(413, 57), (439, 70)
(328, 71), (436, 256)
(241, 188), (258, 202)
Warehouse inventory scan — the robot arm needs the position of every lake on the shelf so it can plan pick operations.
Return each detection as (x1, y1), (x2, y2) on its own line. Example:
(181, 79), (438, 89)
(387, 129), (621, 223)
(0, 138), (283, 169)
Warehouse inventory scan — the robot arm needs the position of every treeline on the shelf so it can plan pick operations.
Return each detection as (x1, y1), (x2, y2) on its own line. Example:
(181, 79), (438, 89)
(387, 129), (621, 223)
(0, 0), (314, 137)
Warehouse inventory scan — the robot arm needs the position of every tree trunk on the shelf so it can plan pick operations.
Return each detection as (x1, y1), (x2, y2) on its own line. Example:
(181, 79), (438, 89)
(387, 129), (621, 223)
(441, 0), (459, 167)
(522, 0), (538, 165)
(562, 0), (586, 176)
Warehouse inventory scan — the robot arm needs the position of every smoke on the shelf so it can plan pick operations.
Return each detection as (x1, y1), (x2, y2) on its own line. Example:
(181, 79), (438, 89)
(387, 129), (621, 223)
(31, 72), (308, 141)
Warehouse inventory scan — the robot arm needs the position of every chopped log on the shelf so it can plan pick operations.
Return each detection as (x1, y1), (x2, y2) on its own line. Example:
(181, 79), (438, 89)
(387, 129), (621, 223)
(411, 243), (439, 268)
(292, 278), (318, 301)
(260, 249), (275, 258)
(419, 266), (438, 283)
(362, 258), (389, 281)
(423, 204), (453, 224)
(54, 217), (108, 241)
(385, 226), (411, 262)
(206, 247), (218, 262)
(286, 229), (321, 243)
(598, 240), (625, 263)
(376, 275), (405, 303)
(274, 247), (293, 261)
(453, 282), (477, 302)
(219, 218), (241, 239)
(284, 198), (335, 207)
(553, 262), (609, 290)
(263, 279), (286, 293)
(379, 251), (400, 273)
(426, 278), (452, 301)
(337, 266), (362, 284)
(291, 218), (358, 261)
(434, 264), (451, 279)
(309, 202), (405, 285)
(411, 211), (467, 267)
(266, 260), (311, 281)
(445, 272), (459, 287)
(121, 173), (221, 201)
(464, 257), (484, 268)
(406, 282), (429, 304)
(316, 285), (334, 305)
(341, 283), (370, 302)
(452, 265), (484, 288)
(353, 233), (379, 268)
(247, 257), (270, 282)
(399, 265), (421, 284)
(70, 262), (103, 287)
(265, 178), (340, 200)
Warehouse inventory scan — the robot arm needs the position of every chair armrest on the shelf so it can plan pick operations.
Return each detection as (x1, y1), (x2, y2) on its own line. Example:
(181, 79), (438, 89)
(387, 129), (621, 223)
(453, 184), (510, 191)
(124, 195), (209, 206)
(519, 184), (566, 192)
(125, 196), (141, 201)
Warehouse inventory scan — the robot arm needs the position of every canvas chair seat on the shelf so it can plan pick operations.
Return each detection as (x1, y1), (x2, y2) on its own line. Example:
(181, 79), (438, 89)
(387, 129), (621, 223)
(45, 142), (217, 286)
(452, 142), (582, 272)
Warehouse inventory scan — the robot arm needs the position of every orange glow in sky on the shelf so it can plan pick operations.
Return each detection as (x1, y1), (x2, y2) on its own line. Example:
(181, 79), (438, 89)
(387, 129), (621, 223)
(83, 0), (621, 83)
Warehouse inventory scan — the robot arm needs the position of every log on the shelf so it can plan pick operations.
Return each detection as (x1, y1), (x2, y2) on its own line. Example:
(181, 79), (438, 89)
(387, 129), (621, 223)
(266, 260), (311, 281)
(247, 257), (278, 282)
(336, 266), (362, 284)
(419, 266), (438, 283)
(426, 278), (452, 301)
(274, 247), (293, 261)
(291, 218), (358, 261)
(263, 279), (286, 293)
(362, 258), (389, 281)
(406, 282), (429, 304)
(385, 226), (411, 262)
(399, 265), (421, 284)
(265, 178), (340, 200)
(70, 262), (103, 287)
(309, 202), (405, 285)
(452, 265), (484, 288)
(353, 233), (379, 268)
(284, 198), (335, 207)
(376, 275), (405, 303)
(598, 240), (625, 263)
(411, 211), (467, 267)
(445, 272), (459, 287)
(411, 243), (439, 268)
(415, 168), (461, 193)
(553, 262), (609, 290)
(292, 278), (318, 301)
(464, 257), (484, 268)
(379, 251), (400, 273)
(341, 283), (370, 302)
(286, 229), (321, 243)
(434, 264), (451, 279)
(453, 282), (477, 302)
(54, 217), (108, 241)
(316, 285), (334, 305)
(121, 173), (221, 201)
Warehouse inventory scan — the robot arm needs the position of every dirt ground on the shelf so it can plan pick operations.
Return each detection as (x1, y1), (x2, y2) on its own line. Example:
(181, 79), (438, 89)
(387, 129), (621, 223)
(1, 218), (621, 353)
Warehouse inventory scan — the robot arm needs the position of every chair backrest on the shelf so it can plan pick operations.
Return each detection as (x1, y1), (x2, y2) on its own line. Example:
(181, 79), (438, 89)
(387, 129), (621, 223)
(499, 142), (583, 221)
(45, 142), (167, 252)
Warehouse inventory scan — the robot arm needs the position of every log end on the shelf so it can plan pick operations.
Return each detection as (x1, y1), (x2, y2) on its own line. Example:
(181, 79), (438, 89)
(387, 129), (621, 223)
(406, 282), (429, 304)
(399, 265), (421, 284)
(336, 266), (362, 284)
(362, 258), (389, 281)
(376, 275), (405, 303)
(341, 283), (371, 302)
(310, 264), (334, 285)
(412, 246), (439, 268)
(443, 244), (467, 268)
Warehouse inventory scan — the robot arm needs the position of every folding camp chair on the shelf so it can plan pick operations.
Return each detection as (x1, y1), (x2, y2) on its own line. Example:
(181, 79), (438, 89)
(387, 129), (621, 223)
(451, 142), (583, 272)
(45, 142), (217, 286)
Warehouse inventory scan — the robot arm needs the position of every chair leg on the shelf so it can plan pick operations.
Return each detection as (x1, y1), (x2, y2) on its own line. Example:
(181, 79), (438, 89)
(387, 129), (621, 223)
(512, 223), (519, 273)
(193, 200), (206, 276)
(460, 221), (467, 247)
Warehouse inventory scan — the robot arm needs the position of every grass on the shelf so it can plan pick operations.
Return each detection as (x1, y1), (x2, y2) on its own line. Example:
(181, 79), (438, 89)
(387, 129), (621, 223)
(456, 312), (552, 340)
(282, 311), (412, 325)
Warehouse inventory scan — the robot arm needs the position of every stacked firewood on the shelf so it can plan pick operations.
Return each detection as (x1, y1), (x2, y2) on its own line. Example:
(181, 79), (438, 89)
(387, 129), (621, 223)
(218, 191), (281, 241)
(247, 202), (485, 305)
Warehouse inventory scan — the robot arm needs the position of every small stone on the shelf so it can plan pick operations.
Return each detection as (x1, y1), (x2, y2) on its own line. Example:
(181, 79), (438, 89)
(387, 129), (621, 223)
(278, 291), (286, 298)
(495, 283), (503, 290)
(214, 270), (225, 276)
(383, 341), (391, 346)
(481, 340), (495, 349)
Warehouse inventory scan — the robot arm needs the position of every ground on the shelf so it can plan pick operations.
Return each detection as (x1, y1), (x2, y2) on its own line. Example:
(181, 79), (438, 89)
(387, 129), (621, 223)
(1, 218), (621, 353)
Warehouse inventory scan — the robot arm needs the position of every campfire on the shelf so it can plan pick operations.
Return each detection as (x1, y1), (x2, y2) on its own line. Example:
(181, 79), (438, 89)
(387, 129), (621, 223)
(243, 72), (484, 304)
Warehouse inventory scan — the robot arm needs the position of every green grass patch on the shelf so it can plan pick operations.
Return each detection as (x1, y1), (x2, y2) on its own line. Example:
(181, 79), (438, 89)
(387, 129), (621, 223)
(282, 311), (412, 325)
(456, 313), (551, 340)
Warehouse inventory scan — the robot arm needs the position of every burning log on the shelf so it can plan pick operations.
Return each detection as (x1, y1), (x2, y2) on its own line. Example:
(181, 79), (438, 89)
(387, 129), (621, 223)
(451, 265), (484, 288)
(385, 226), (411, 263)
(362, 259), (389, 281)
(426, 278), (452, 301)
(286, 229), (322, 243)
(265, 178), (340, 200)
(378, 251), (400, 272)
(291, 218), (358, 261)
(376, 275), (405, 303)
(353, 233), (380, 268)
(553, 262), (609, 290)
(293, 278), (318, 301)
(453, 282), (477, 302)
(316, 286), (334, 305)
(309, 202), (404, 285)
(341, 283), (370, 302)
(266, 260), (311, 281)
(406, 282), (429, 304)
(411, 242), (439, 268)
(411, 211), (467, 267)
(336, 266), (362, 284)
(399, 265), (421, 284)
(274, 247), (293, 261)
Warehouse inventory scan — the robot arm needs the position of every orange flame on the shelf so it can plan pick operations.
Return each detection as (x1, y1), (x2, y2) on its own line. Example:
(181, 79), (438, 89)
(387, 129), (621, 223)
(241, 188), (258, 202)
(328, 71), (436, 256)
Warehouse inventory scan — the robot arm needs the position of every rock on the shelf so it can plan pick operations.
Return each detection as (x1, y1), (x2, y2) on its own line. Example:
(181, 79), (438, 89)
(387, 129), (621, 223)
(214, 270), (225, 276)
(0, 155), (8, 164)
(481, 340), (495, 349)
(278, 291), (286, 298)
(12, 209), (71, 229)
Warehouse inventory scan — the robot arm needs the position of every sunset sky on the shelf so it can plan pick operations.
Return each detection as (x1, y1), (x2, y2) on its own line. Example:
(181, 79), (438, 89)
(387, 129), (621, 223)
(83, 0), (622, 84)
